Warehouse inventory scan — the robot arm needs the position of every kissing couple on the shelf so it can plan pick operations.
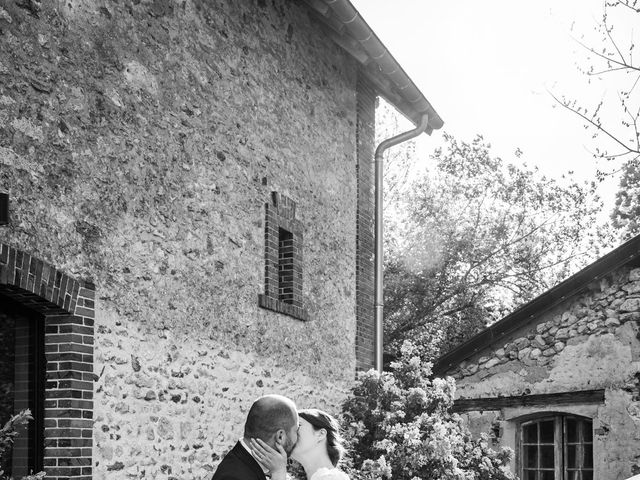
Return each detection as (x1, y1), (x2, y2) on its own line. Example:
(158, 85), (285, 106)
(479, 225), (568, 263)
(211, 394), (350, 480)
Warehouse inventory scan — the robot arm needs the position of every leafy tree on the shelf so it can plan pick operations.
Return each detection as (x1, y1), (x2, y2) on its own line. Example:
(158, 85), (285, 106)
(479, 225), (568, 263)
(611, 161), (640, 236)
(340, 341), (514, 480)
(552, 0), (639, 239)
(383, 134), (610, 359)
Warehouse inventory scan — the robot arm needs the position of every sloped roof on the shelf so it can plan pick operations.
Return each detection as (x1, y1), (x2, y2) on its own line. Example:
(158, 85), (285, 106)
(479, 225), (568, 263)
(301, 0), (443, 134)
(432, 234), (640, 376)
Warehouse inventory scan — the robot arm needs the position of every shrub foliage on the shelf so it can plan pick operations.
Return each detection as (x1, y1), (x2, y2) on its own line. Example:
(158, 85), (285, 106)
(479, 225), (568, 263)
(340, 342), (514, 480)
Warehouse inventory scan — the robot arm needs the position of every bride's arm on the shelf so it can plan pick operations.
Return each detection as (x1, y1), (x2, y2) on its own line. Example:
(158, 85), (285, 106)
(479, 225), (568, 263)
(249, 438), (288, 480)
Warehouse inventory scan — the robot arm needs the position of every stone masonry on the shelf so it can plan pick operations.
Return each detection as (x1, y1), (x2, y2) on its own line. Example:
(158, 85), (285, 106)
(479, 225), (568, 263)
(0, 0), (375, 478)
(449, 267), (640, 395)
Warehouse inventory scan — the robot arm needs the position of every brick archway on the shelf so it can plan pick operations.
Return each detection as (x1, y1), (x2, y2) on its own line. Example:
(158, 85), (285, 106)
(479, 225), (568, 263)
(0, 243), (95, 480)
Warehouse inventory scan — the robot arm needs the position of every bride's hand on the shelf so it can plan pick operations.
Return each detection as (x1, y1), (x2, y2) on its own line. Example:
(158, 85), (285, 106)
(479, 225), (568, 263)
(249, 438), (287, 480)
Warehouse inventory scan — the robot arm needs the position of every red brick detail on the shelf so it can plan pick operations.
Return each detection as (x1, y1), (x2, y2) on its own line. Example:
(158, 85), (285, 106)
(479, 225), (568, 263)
(43, 311), (95, 480)
(0, 243), (95, 318)
(259, 192), (309, 321)
(0, 243), (95, 480)
(355, 73), (376, 371)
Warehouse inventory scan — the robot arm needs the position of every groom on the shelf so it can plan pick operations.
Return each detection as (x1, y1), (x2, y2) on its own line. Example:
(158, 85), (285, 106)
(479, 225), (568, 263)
(211, 394), (299, 480)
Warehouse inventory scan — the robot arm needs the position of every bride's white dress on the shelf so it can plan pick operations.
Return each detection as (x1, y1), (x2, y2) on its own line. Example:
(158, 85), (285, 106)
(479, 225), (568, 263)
(310, 467), (350, 480)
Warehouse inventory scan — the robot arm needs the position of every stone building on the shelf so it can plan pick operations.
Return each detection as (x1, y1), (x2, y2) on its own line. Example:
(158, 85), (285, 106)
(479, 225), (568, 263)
(433, 235), (640, 480)
(0, 1), (441, 479)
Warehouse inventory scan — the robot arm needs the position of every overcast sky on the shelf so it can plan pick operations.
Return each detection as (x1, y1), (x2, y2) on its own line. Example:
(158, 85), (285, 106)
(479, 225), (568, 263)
(351, 0), (638, 208)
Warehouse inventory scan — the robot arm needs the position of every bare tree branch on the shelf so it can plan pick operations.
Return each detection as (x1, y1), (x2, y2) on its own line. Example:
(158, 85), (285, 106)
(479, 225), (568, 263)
(548, 90), (640, 157)
(572, 36), (640, 73)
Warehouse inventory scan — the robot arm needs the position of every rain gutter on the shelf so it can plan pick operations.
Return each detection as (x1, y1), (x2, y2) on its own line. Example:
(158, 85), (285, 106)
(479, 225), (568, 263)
(320, 0), (443, 131)
(301, 0), (443, 371)
(374, 114), (430, 373)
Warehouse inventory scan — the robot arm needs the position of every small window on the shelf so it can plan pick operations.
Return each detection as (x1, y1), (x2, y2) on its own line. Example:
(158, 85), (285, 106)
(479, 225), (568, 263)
(520, 415), (593, 480)
(278, 228), (294, 304)
(258, 192), (308, 321)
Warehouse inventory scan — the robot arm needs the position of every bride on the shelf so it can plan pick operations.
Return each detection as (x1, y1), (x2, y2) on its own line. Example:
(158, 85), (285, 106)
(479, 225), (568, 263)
(250, 408), (349, 480)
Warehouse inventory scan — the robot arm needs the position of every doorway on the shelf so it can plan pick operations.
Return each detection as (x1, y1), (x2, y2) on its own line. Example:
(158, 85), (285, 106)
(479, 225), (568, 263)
(0, 293), (45, 477)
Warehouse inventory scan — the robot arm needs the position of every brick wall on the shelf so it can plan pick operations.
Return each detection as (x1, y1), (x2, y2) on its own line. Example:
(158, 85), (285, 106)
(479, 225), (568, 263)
(355, 73), (376, 371)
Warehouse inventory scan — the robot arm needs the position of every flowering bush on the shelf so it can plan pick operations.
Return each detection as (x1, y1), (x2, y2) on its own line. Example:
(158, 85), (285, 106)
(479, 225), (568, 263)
(340, 341), (514, 480)
(0, 410), (45, 480)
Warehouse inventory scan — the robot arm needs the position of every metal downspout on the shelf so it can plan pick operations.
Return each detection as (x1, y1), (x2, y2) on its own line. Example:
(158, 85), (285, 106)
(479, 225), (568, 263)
(374, 113), (430, 373)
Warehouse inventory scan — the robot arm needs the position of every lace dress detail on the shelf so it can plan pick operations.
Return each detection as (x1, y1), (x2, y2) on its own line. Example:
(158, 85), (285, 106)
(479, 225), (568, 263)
(310, 467), (350, 480)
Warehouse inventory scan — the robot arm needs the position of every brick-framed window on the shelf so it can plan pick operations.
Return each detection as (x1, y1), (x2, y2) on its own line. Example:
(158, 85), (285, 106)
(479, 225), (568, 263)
(0, 243), (96, 480)
(258, 192), (308, 321)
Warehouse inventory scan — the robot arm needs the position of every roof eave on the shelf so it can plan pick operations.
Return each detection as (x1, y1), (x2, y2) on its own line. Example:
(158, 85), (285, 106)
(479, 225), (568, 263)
(301, 0), (444, 133)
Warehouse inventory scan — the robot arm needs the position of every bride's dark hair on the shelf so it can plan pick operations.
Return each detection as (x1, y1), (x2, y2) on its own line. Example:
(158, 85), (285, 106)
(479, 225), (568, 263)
(298, 409), (345, 466)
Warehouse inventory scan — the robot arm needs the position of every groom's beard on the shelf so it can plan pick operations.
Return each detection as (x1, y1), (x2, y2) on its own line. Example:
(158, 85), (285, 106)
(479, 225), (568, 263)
(282, 435), (296, 456)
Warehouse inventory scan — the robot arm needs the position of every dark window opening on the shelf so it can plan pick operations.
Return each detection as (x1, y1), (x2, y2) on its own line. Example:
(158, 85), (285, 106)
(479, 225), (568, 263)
(0, 294), (45, 478)
(520, 415), (593, 480)
(278, 228), (294, 304)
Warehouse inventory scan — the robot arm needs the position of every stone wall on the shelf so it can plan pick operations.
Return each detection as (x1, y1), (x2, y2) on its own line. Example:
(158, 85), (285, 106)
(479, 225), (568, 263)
(0, 0), (367, 478)
(443, 266), (640, 479)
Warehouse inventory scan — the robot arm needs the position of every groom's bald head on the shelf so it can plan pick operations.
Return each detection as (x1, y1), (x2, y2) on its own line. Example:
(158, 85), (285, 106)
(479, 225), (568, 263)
(243, 394), (298, 452)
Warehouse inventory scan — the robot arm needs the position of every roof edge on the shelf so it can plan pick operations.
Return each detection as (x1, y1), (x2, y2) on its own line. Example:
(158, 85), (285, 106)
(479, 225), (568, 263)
(301, 0), (444, 132)
(432, 234), (640, 376)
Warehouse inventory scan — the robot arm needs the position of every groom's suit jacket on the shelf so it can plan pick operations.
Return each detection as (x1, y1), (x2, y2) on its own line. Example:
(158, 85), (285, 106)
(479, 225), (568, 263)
(211, 441), (268, 480)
